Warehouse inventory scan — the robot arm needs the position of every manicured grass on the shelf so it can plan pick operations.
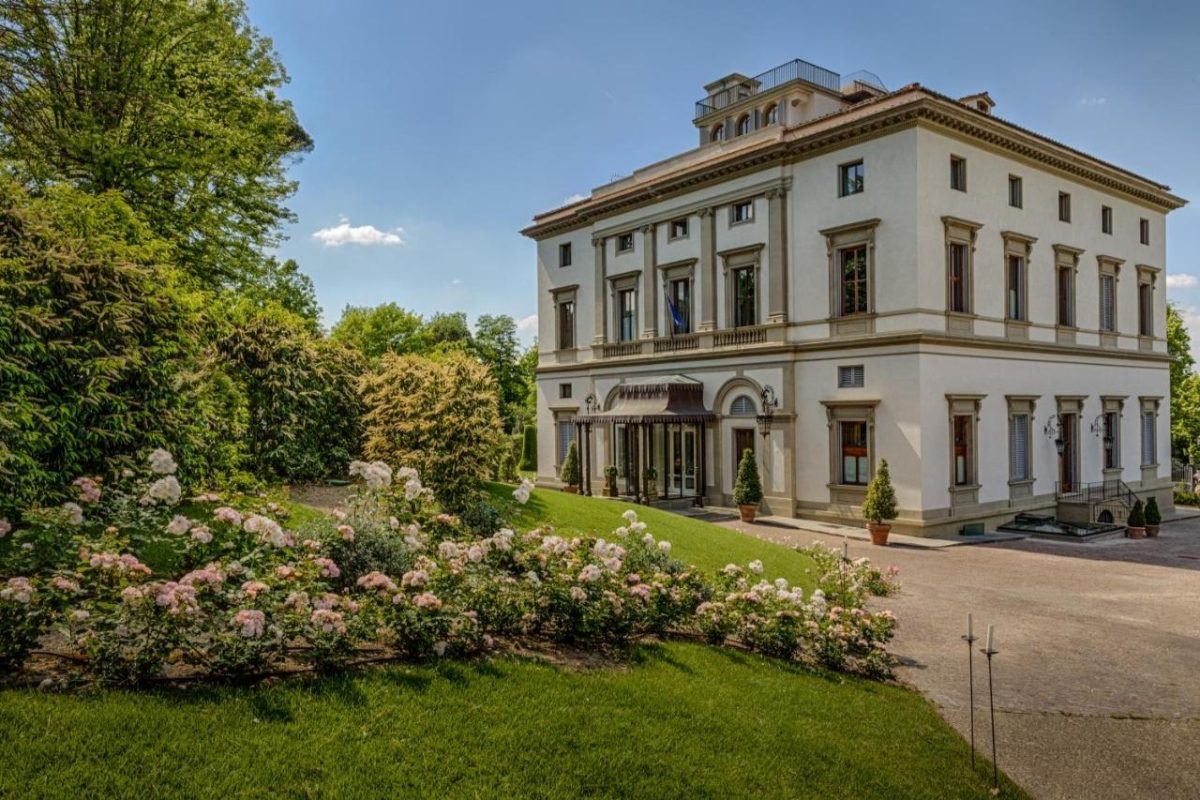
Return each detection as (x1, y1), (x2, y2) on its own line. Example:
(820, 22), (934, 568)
(0, 641), (1025, 799)
(488, 483), (821, 590)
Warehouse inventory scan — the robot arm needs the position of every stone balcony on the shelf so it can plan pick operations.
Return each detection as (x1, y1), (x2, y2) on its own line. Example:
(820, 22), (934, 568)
(595, 324), (784, 361)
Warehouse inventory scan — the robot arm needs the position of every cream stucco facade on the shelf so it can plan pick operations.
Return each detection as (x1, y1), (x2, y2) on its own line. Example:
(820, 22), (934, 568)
(523, 59), (1186, 536)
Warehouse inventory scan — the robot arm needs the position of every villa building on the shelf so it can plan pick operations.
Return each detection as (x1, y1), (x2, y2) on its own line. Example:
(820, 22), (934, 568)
(522, 58), (1187, 536)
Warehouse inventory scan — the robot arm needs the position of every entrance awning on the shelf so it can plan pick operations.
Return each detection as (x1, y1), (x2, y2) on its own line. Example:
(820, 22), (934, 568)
(577, 376), (714, 425)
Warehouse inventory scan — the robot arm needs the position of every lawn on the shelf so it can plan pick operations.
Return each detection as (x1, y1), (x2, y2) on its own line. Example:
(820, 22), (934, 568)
(0, 485), (1028, 799)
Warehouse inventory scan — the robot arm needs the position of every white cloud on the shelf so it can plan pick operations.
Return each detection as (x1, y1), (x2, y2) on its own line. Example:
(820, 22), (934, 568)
(312, 216), (405, 247)
(451, 278), (462, 285)
(516, 314), (538, 332)
(1167, 273), (1198, 290)
(1078, 96), (1108, 106)
(562, 193), (589, 206)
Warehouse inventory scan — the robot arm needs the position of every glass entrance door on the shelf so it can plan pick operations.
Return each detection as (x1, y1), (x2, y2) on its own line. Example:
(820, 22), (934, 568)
(668, 425), (698, 496)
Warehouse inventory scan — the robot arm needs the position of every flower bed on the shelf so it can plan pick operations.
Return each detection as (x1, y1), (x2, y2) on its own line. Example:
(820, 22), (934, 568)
(0, 453), (899, 686)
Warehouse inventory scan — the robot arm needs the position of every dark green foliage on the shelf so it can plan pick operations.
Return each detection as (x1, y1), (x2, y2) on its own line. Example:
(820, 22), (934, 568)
(862, 459), (898, 524)
(559, 441), (582, 487)
(0, 0), (312, 287)
(1128, 499), (1146, 527)
(732, 449), (762, 506)
(0, 179), (197, 515)
(330, 303), (425, 361)
(1144, 495), (1161, 525)
(520, 425), (538, 471)
(236, 258), (322, 334)
(459, 499), (508, 536)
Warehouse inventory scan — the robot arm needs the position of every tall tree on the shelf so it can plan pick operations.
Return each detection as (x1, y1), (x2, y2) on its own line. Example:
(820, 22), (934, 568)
(473, 314), (529, 432)
(330, 303), (424, 361)
(0, 0), (312, 286)
(236, 258), (321, 334)
(1167, 304), (1200, 463)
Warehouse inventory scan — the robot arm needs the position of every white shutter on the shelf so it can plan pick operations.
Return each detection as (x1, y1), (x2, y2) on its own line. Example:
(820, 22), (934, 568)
(1010, 415), (1029, 481)
(557, 420), (576, 465)
(1100, 276), (1115, 332)
(1141, 412), (1156, 465)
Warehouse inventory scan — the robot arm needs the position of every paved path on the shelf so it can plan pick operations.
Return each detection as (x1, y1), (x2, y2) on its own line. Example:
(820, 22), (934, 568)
(718, 516), (1200, 800)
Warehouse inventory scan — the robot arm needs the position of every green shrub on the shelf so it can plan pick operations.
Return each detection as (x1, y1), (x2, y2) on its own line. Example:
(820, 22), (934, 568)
(862, 460), (898, 524)
(1128, 499), (1146, 527)
(520, 425), (537, 471)
(1144, 496), (1162, 525)
(560, 441), (582, 487)
(732, 449), (762, 506)
(360, 352), (505, 512)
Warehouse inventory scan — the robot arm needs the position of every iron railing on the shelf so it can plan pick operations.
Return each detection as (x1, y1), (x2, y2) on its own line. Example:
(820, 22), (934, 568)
(694, 58), (841, 120)
(1056, 479), (1136, 507)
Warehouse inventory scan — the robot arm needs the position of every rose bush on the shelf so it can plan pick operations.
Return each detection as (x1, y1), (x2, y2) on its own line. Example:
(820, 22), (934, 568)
(0, 451), (900, 686)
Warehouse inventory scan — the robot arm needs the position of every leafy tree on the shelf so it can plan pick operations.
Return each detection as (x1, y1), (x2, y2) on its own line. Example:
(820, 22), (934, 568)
(862, 460), (898, 524)
(236, 258), (321, 334)
(420, 311), (474, 355)
(330, 303), (424, 361)
(520, 425), (537, 471)
(0, 0), (312, 287)
(732, 449), (763, 506)
(474, 314), (530, 432)
(1167, 304), (1200, 463)
(0, 178), (198, 515)
(518, 342), (538, 426)
(360, 351), (504, 512)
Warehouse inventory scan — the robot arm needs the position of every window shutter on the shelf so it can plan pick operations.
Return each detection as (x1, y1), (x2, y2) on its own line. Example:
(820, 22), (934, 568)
(1142, 412), (1155, 465)
(752, 109), (760, 130)
(838, 365), (865, 388)
(1100, 275), (1115, 331)
(1010, 415), (1028, 481)
(557, 420), (576, 464)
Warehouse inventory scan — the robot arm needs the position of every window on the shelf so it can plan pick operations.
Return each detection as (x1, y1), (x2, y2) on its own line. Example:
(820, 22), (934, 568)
(556, 419), (576, 466)
(948, 242), (970, 313)
(1007, 255), (1027, 321)
(616, 232), (634, 253)
(668, 218), (689, 240)
(617, 288), (637, 342)
(1103, 410), (1120, 470)
(711, 123), (726, 143)
(730, 395), (756, 416)
(1100, 273), (1116, 333)
(559, 383), (572, 400)
(668, 277), (691, 334)
(1009, 413), (1031, 482)
(733, 429), (756, 478)
(1101, 205), (1113, 235)
(732, 266), (756, 328)
(1057, 266), (1075, 326)
(731, 200), (753, 224)
(839, 421), (869, 486)
(1058, 192), (1071, 223)
(952, 415), (974, 486)
(1140, 218), (1150, 245)
(950, 156), (967, 191)
(838, 365), (865, 388)
(556, 299), (575, 350)
(764, 104), (778, 125)
(1141, 408), (1157, 466)
(1008, 175), (1023, 208)
(558, 242), (572, 267)
(839, 246), (869, 316)
(1138, 273), (1155, 337)
(736, 114), (752, 136)
(839, 160), (864, 197)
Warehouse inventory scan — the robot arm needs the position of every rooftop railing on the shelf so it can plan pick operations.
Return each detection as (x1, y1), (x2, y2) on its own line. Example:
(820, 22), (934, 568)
(694, 58), (841, 120)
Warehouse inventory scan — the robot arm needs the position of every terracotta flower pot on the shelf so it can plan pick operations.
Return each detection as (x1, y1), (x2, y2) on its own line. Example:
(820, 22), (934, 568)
(867, 522), (892, 546)
(1126, 526), (1145, 539)
(563, 485), (579, 495)
(1145, 525), (1160, 538)
(738, 504), (758, 523)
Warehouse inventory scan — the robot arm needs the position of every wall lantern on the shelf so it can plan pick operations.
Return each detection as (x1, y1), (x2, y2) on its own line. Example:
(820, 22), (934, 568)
(584, 394), (598, 415)
(756, 385), (779, 438)
(1090, 413), (1115, 453)
(1044, 414), (1065, 456)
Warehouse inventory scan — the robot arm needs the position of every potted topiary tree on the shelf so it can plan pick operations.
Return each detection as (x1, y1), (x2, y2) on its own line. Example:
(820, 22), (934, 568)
(732, 448), (763, 522)
(604, 465), (619, 497)
(559, 441), (581, 494)
(1145, 496), (1162, 537)
(1126, 498), (1146, 539)
(862, 459), (898, 546)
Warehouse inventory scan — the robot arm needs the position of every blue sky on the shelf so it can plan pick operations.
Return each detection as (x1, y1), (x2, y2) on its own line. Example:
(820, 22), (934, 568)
(247, 0), (1200, 346)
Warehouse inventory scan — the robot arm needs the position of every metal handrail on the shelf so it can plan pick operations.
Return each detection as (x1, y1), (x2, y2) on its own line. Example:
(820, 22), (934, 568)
(694, 58), (841, 120)
(1056, 479), (1136, 506)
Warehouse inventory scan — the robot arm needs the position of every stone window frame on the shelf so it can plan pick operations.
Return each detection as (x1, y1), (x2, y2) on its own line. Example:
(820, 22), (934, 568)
(943, 216), (982, 331)
(558, 383), (573, 400)
(1058, 191), (1072, 223)
(1052, 244), (1084, 344)
(1140, 218), (1150, 246)
(1001, 231), (1036, 339)
(1056, 395), (1086, 494)
(947, 394), (984, 507)
(719, 244), (764, 330)
(838, 159), (865, 197)
(1006, 395), (1038, 499)
(615, 232), (635, 254)
(558, 242), (572, 268)
(1136, 264), (1160, 346)
(553, 411), (578, 469)
(550, 285), (578, 352)
(607, 271), (640, 343)
(658, 259), (697, 336)
(1008, 174), (1023, 208)
(1097, 255), (1123, 346)
(950, 155), (967, 192)
(1101, 205), (1113, 235)
(763, 103), (779, 125)
(821, 400), (879, 504)
(1139, 396), (1161, 481)
(1100, 395), (1125, 475)
(667, 217), (690, 242)
(735, 113), (753, 137)
(729, 198), (755, 227)
(821, 218), (880, 336)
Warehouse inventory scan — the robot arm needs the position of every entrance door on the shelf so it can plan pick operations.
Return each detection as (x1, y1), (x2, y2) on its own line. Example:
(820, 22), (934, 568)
(733, 428), (756, 482)
(668, 426), (698, 496)
(1060, 413), (1077, 493)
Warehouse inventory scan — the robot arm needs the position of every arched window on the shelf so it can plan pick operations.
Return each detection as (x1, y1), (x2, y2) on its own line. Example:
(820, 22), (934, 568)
(730, 395), (757, 416)
(711, 124), (726, 143)
(764, 104), (778, 125)
(736, 114), (752, 136)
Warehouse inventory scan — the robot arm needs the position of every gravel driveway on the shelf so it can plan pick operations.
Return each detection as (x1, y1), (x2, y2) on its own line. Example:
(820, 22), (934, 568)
(718, 516), (1200, 800)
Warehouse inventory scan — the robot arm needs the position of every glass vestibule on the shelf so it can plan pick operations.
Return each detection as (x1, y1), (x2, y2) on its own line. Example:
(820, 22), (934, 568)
(610, 421), (702, 499)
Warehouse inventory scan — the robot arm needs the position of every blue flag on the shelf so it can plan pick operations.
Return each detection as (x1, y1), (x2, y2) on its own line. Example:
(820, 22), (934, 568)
(667, 296), (687, 333)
